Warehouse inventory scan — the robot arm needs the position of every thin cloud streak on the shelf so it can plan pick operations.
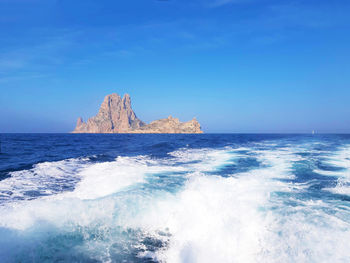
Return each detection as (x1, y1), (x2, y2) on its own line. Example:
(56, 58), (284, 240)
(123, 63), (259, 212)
(207, 0), (251, 7)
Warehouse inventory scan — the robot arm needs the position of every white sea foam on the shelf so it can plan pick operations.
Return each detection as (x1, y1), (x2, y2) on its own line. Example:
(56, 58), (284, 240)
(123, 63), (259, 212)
(321, 146), (350, 171)
(2, 144), (350, 262)
(168, 147), (236, 171)
(142, 174), (272, 262)
(127, 148), (302, 262)
(313, 169), (344, 176)
(0, 148), (238, 230)
(0, 147), (236, 205)
(60, 155), (183, 200)
(0, 147), (242, 262)
(132, 147), (350, 262)
(321, 145), (350, 196)
(0, 158), (88, 203)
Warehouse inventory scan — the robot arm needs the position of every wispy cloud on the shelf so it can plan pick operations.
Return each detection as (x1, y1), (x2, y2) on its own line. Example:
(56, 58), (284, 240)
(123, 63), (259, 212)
(101, 49), (135, 58)
(0, 28), (80, 82)
(0, 0), (347, 83)
(0, 73), (48, 83)
(207, 0), (251, 7)
(265, 2), (341, 29)
(0, 58), (25, 71)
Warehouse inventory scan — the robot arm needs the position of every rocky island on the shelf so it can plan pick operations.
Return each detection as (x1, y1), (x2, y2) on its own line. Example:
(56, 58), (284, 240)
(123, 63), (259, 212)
(72, 93), (203, 134)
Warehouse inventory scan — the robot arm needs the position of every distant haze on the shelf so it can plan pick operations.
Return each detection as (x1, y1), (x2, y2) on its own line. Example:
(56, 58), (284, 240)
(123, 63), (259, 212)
(0, 0), (349, 133)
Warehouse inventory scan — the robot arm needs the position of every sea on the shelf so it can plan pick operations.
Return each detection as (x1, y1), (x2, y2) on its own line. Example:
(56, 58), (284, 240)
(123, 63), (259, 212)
(0, 133), (350, 263)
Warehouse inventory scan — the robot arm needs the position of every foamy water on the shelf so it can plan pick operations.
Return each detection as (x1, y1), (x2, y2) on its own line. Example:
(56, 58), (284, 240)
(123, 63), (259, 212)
(0, 134), (350, 262)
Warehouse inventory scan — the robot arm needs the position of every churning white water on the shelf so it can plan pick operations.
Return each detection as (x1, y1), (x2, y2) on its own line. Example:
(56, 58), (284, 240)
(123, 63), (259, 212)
(1, 140), (350, 262)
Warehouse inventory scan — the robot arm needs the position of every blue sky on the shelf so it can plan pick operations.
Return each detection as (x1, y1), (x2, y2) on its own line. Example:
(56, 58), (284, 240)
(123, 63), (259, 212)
(0, 0), (349, 133)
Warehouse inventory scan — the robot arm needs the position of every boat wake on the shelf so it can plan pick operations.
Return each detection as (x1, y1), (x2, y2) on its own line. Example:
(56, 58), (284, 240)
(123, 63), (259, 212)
(0, 139), (350, 262)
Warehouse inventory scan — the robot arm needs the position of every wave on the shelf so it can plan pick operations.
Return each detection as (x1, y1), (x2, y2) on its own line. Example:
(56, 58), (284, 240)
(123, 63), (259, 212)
(1, 143), (350, 262)
(146, 147), (350, 262)
(319, 145), (350, 196)
(0, 147), (241, 262)
(0, 158), (88, 204)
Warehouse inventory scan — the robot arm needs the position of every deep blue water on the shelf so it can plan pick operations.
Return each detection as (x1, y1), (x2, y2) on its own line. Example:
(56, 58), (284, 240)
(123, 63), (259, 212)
(0, 134), (350, 262)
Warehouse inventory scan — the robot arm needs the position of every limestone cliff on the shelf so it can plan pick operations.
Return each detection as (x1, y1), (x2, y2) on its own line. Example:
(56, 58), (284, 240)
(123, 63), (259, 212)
(72, 93), (203, 134)
(72, 93), (144, 133)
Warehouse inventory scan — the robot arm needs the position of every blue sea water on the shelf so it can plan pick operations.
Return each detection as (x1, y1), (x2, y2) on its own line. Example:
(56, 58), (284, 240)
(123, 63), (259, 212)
(0, 134), (350, 262)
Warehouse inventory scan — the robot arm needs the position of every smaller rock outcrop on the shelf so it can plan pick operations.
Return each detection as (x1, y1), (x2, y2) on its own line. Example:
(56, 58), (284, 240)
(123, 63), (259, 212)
(130, 116), (203, 133)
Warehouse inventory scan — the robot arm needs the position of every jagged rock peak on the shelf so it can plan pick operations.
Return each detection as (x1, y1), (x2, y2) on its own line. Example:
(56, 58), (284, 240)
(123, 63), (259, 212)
(76, 117), (84, 126)
(72, 93), (144, 133)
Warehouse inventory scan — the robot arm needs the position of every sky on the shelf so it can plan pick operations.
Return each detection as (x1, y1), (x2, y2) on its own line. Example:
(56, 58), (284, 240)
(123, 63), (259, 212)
(0, 0), (349, 133)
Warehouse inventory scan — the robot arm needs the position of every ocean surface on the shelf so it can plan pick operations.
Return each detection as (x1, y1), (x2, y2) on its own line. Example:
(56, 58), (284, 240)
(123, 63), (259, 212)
(0, 134), (350, 263)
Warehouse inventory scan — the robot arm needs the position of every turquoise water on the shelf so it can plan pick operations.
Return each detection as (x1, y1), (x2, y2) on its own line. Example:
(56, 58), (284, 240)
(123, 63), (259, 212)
(0, 134), (350, 262)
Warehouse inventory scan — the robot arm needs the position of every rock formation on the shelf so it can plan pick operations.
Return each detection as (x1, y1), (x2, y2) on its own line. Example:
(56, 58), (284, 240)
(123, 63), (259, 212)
(72, 93), (203, 134)
(130, 116), (202, 134)
(72, 93), (144, 133)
